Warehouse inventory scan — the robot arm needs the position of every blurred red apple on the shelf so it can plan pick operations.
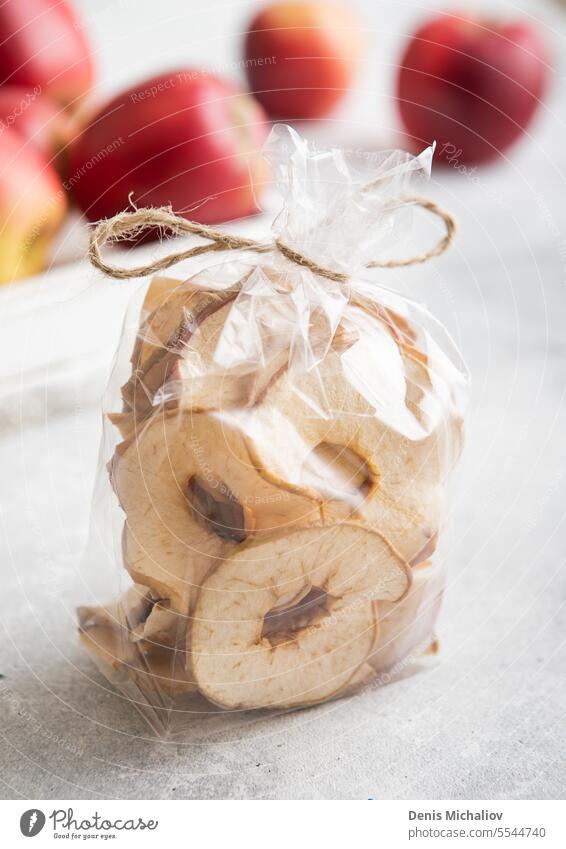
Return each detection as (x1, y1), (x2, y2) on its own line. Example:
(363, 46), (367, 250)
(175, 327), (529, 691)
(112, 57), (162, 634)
(243, 1), (362, 119)
(68, 70), (269, 225)
(0, 0), (94, 106)
(0, 127), (67, 283)
(397, 13), (549, 165)
(0, 87), (76, 174)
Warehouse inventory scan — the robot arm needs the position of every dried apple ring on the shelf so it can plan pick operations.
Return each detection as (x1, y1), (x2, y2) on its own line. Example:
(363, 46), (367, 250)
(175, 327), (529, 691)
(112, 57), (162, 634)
(370, 558), (443, 674)
(110, 408), (324, 613)
(78, 589), (196, 699)
(191, 523), (410, 710)
(237, 344), (452, 563)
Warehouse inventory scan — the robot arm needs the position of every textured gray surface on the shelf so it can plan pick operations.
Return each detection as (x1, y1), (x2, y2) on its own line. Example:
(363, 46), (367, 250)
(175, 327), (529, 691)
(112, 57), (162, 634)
(1, 0), (566, 803)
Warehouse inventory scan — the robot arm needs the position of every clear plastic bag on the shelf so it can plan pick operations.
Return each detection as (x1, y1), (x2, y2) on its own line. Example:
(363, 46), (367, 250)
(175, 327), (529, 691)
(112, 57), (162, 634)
(78, 126), (468, 735)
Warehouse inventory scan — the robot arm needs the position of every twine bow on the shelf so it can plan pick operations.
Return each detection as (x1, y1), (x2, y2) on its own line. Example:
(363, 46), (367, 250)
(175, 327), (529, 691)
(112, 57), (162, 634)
(88, 197), (456, 284)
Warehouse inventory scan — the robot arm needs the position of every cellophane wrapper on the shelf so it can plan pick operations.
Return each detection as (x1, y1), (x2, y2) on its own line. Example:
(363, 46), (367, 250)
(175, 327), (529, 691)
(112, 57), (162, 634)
(79, 126), (468, 736)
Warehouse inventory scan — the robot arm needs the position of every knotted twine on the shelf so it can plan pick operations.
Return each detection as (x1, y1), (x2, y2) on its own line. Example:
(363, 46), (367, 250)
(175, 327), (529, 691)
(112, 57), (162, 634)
(88, 196), (456, 284)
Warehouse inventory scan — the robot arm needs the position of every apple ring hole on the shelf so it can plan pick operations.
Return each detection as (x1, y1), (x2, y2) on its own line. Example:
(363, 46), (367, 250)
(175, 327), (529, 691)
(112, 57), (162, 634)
(301, 441), (376, 505)
(186, 474), (255, 542)
(262, 587), (331, 647)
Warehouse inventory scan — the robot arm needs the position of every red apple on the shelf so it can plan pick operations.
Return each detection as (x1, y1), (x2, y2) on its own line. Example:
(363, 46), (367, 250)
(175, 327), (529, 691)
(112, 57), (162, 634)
(397, 13), (549, 165)
(0, 86), (76, 174)
(243, 1), (362, 119)
(68, 70), (269, 225)
(0, 0), (94, 106)
(0, 127), (67, 283)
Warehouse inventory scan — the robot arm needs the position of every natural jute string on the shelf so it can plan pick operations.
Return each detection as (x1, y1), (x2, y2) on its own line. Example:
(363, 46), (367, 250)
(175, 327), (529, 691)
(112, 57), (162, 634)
(88, 196), (456, 284)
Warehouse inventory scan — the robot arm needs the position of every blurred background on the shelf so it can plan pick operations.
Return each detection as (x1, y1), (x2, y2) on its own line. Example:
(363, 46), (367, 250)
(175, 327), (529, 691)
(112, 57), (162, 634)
(1, 0), (565, 799)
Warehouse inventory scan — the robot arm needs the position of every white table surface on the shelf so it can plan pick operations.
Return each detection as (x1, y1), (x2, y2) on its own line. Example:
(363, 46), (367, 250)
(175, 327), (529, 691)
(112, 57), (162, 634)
(1, 0), (565, 800)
